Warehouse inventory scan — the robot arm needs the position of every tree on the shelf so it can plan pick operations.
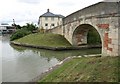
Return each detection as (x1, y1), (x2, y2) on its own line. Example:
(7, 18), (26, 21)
(16, 25), (21, 29)
(22, 23), (38, 32)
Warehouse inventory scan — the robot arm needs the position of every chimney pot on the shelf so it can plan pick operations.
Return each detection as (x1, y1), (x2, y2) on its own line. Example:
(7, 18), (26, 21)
(47, 9), (49, 12)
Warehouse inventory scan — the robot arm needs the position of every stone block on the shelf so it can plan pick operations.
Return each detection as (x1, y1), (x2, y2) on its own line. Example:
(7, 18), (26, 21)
(113, 44), (118, 49)
(118, 46), (120, 55)
(112, 39), (118, 45)
(107, 50), (111, 55)
(108, 44), (113, 48)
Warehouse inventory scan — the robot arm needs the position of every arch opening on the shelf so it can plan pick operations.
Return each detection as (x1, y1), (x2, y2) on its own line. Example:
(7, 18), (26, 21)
(72, 24), (102, 46)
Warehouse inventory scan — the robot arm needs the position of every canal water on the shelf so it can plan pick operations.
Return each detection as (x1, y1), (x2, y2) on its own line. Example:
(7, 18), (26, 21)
(2, 35), (101, 82)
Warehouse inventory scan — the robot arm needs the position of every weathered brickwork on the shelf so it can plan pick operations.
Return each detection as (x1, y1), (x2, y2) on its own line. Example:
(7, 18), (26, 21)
(97, 24), (109, 29)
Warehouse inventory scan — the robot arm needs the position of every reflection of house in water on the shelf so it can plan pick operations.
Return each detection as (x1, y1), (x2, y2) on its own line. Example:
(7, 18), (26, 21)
(0, 23), (16, 34)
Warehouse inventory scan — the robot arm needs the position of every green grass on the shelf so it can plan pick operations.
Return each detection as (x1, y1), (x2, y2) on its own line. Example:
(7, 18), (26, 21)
(39, 56), (120, 82)
(14, 33), (72, 47)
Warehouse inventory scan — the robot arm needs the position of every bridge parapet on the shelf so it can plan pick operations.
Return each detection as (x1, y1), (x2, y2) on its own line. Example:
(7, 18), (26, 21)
(48, 25), (63, 35)
(63, 2), (119, 25)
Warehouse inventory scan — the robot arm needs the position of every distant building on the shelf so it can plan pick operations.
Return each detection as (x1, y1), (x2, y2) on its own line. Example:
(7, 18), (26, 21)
(0, 23), (16, 34)
(38, 9), (64, 29)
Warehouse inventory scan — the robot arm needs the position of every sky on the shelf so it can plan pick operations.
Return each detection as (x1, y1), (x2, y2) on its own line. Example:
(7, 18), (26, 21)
(0, 0), (119, 26)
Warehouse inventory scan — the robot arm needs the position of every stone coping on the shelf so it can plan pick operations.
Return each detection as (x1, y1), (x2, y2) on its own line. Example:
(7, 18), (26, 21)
(10, 41), (101, 51)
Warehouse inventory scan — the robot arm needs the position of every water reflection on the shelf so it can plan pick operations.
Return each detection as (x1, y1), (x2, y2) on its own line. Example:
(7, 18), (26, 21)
(2, 35), (60, 82)
(11, 44), (101, 61)
(2, 35), (101, 82)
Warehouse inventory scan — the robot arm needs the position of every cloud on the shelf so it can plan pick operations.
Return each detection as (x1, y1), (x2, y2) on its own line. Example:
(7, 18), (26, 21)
(103, 0), (120, 2)
(56, 2), (75, 7)
(18, 0), (42, 4)
(0, 0), (103, 26)
(0, 9), (38, 26)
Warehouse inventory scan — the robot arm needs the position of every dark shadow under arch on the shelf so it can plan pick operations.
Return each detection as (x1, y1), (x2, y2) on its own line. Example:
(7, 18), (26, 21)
(72, 24), (101, 46)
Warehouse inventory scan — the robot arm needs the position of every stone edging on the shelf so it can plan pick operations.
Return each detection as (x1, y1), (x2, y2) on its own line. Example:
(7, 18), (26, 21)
(29, 54), (101, 82)
(10, 41), (101, 51)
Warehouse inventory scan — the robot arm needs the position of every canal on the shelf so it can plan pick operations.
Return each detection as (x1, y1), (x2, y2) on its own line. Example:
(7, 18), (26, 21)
(2, 35), (101, 82)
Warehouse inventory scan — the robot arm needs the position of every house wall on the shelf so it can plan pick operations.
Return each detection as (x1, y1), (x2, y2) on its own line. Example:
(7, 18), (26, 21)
(39, 17), (62, 29)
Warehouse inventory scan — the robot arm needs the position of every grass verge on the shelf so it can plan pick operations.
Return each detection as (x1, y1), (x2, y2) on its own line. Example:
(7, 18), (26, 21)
(13, 33), (72, 47)
(39, 56), (120, 82)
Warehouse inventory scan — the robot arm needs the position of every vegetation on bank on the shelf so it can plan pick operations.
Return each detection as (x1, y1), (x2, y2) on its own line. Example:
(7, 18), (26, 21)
(10, 23), (38, 41)
(13, 33), (72, 47)
(10, 29), (32, 41)
(87, 29), (101, 44)
(39, 56), (120, 82)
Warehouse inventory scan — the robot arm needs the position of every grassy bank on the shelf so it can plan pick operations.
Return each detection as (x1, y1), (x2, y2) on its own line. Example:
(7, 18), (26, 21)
(39, 56), (120, 82)
(13, 33), (72, 47)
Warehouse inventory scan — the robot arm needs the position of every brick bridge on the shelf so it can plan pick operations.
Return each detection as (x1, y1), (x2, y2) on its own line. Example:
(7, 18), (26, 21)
(49, 2), (120, 56)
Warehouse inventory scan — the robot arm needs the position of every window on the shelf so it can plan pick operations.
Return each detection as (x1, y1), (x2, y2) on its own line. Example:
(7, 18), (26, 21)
(51, 17), (54, 21)
(45, 17), (48, 20)
(45, 23), (48, 26)
(51, 24), (54, 26)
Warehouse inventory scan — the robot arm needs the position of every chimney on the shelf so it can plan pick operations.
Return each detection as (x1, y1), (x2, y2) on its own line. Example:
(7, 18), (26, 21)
(47, 9), (49, 12)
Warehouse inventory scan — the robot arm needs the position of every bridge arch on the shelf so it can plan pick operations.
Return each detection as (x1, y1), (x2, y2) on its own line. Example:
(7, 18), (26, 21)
(72, 24), (102, 46)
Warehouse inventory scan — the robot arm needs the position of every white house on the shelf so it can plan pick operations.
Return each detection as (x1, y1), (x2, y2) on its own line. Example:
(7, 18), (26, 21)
(38, 9), (64, 29)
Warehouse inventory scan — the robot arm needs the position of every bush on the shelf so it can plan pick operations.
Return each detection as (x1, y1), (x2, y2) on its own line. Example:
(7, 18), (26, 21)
(10, 29), (31, 41)
(87, 29), (101, 44)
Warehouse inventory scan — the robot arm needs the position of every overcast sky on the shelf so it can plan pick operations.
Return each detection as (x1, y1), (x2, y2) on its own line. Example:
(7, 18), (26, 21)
(0, 0), (119, 26)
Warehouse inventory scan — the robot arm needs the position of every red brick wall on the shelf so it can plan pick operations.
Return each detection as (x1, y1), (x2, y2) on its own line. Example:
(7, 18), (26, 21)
(104, 32), (112, 52)
(97, 24), (109, 29)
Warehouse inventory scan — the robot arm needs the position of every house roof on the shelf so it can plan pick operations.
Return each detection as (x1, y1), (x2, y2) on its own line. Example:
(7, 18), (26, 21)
(56, 14), (64, 18)
(40, 9), (64, 18)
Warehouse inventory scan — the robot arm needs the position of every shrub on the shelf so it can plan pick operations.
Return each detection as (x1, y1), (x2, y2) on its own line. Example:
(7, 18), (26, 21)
(10, 29), (31, 41)
(22, 23), (38, 32)
(87, 29), (101, 44)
